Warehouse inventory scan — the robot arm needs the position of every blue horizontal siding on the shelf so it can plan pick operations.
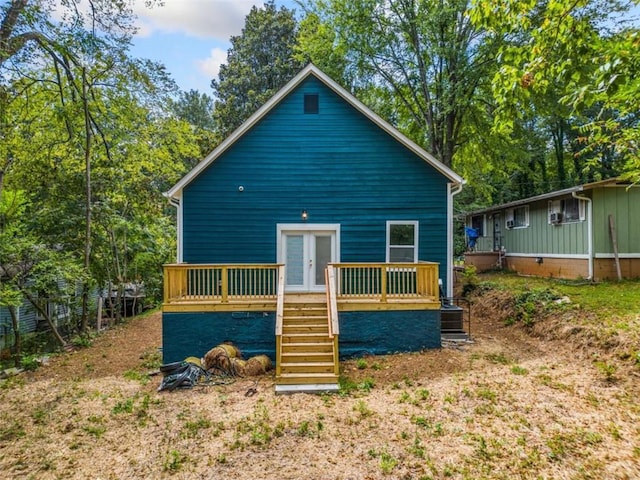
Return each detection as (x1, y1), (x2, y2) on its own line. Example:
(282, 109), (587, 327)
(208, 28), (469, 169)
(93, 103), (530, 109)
(0, 302), (37, 334)
(0, 301), (38, 350)
(183, 76), (449, 277)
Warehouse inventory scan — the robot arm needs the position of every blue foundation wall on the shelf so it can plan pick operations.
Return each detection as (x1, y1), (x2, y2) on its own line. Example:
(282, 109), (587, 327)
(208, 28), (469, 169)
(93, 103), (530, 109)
(339, 310), (440, 358)
(163, 312), (277, 363)
(163, 310), (440, 363)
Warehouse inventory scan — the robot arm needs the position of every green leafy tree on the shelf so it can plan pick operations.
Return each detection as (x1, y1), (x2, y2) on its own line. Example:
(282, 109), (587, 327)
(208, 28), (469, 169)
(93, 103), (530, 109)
(3, 57), (197, 337)
(0, 189), (85, 352)
(170, 89), (219, 166)
(302, 0), (502, 167)
(211, 0), (304, 136)
(470, 0), (640, 184)
(1, 0), (166, 332)
(293, 11), (350, 86)
(0, 0), (161, 188)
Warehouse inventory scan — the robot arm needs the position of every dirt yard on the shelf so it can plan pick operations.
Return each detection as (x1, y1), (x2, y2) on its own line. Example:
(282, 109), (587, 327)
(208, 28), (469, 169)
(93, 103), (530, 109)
(1, 294), (639, 479)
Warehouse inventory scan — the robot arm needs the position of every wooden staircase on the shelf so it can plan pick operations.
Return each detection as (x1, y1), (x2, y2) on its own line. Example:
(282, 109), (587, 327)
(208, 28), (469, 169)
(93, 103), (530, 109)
(275, 295), (339, 394)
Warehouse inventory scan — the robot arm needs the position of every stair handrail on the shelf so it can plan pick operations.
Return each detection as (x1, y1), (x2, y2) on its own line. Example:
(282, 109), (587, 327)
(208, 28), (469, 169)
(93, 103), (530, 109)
(275, 265), (285, 378)
(275, 264), (285, 336)
(325, 265), (340, 337)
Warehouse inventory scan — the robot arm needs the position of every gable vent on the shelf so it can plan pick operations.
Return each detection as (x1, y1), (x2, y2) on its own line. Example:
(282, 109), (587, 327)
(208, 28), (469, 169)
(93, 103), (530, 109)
(304, 93), (319, 114)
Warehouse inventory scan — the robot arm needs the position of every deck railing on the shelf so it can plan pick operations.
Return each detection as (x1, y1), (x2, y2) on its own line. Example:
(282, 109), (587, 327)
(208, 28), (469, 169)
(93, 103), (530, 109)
(331, 262), (439, 302)
(163, 264), (281, 304)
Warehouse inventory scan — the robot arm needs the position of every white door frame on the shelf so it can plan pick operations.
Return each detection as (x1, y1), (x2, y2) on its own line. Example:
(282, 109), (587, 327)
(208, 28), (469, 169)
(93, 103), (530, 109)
(276, 224), (340, 292)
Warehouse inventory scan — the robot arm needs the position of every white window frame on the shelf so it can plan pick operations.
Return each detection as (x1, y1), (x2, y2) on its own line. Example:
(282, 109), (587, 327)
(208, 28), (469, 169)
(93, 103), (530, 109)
(548, 198), (586, 224)
(505, 206), (529, 229)
(563, 198), (585, 223)
(386, 221), (419, 263)
(548, 199), (562, 225)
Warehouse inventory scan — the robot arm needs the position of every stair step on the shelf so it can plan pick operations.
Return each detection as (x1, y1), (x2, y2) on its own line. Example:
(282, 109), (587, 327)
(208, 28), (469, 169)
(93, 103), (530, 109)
(284, 305), (327, 312)
(283, 312), (327, 316)
(284, 304), (327, 308)
(281, 352), (334, 362)
(283, 315), (328, 322)
(276, 372), (340, 385)
(282, 333), (332, 343)
(279, 362), (336, 374)
(282, 325), (328, 334)
(275, 384), (340, 394)
(281, 342), (334, 353)
(276, 294), (339, 393)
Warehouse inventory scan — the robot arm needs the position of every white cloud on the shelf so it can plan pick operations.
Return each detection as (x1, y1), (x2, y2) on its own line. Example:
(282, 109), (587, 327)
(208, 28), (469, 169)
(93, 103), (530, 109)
(133, 0), (257, 40)
(197, 47), (228, 80)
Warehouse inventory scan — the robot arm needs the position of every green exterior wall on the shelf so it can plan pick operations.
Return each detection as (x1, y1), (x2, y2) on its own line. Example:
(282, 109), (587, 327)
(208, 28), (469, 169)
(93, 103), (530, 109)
(468, 197), (588, 256)
(592, 186), (640, 254)
(505, 198), (588, 255)
(467, 185), (640, 258)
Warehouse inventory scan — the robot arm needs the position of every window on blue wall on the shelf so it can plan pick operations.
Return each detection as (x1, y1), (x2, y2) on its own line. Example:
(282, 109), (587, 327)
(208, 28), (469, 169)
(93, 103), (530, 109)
(386, 221), (419, 262)
(304, 93), (319, 114)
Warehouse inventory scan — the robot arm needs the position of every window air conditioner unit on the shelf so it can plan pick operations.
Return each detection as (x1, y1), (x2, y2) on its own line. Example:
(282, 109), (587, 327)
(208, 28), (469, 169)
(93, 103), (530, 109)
(506, 220), (515, 228)
(549, 212), (563, 224)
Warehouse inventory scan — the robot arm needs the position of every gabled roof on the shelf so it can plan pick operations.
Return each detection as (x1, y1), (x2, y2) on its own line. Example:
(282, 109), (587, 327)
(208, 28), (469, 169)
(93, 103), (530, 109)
(165, 64), (464, 200)
(464, 178), (630, 216)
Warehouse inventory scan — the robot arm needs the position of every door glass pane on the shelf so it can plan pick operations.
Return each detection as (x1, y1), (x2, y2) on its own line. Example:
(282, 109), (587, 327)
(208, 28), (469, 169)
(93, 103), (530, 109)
(314, 235), (332, 285)
(285, 235), (304, 286)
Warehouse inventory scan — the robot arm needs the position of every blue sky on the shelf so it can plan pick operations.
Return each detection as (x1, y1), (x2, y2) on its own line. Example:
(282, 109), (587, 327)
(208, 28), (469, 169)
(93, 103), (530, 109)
(129, 1), (300, 95)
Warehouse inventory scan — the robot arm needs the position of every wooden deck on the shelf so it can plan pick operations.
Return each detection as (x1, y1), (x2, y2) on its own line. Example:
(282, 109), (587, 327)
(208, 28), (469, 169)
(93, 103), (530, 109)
(163, 263), (441, 313)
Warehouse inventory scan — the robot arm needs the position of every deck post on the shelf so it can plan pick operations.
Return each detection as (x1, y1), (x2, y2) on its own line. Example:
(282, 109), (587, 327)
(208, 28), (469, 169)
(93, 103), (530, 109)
(221, 266), (229, 303)
(163, 266), (170, 303)
(380, 265), (388, 302)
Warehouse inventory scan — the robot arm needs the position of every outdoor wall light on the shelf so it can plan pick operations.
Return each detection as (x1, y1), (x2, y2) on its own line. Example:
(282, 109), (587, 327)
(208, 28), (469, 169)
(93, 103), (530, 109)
(535, 257), (543, 264)
(301, 209), (308, 221)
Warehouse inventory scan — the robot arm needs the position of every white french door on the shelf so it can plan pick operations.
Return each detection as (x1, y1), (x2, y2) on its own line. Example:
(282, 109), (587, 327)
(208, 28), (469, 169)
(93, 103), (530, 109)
(277, 224), (339, 292)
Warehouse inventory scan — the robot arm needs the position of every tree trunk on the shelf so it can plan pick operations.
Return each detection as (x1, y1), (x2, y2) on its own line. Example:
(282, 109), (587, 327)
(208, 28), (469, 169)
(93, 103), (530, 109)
(551, 118), (568, 189)
(0, 86), (12, 199)
(8, 305), (21, 368)
(21, 290), (68, 348)
(81, 68), (92, 333)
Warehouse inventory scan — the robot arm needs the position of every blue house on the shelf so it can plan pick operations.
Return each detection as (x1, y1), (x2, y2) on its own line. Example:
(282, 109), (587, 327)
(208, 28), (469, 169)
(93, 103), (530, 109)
(163, 65), (464, 392)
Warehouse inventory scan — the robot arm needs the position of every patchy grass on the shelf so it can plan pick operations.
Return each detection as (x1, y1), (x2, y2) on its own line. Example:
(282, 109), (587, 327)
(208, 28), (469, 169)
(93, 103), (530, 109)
(480, 272), (640, 324)
(475, 273), (640, 364)
(0, 280), (638, 479)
